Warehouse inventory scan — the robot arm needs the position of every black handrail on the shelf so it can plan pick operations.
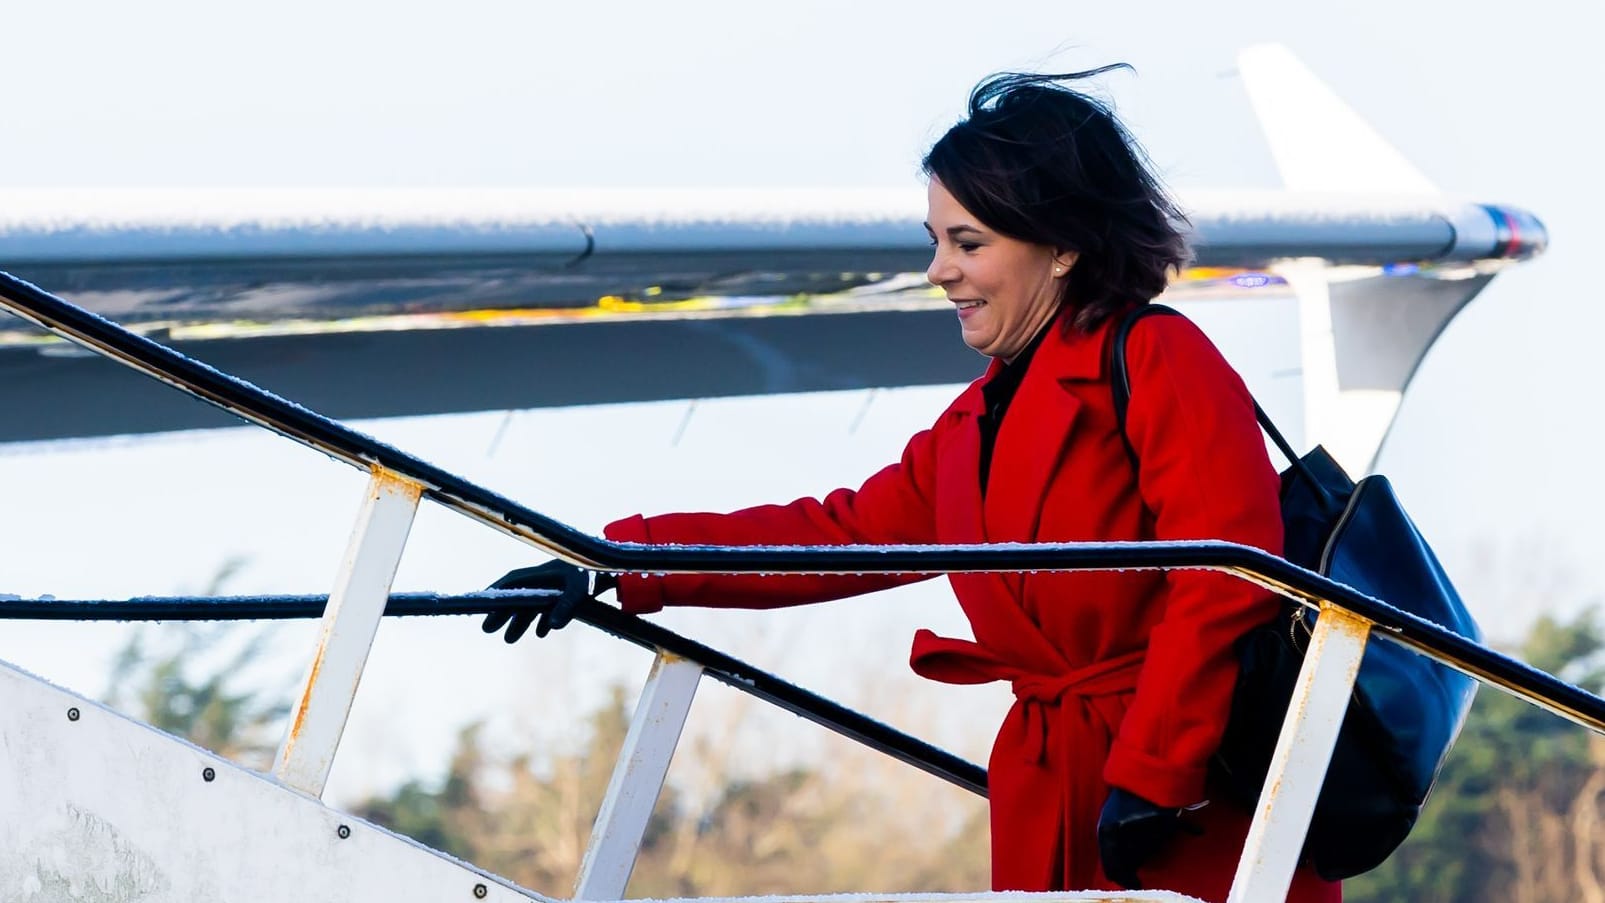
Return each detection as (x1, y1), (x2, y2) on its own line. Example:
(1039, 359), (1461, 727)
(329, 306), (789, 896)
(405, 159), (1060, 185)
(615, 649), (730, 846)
(0, 590), (988, 796)
(3, 269), (1604, 741)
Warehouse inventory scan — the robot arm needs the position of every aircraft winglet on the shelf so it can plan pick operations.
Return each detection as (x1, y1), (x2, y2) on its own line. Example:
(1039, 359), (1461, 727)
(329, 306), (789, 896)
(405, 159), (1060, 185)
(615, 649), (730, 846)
(1238, 44), (1439, 195)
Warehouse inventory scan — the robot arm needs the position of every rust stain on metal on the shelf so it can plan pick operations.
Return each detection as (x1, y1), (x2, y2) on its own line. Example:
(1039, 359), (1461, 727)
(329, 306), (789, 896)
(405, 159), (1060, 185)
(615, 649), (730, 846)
(285, 645), (327, 752)
(1272, 608), (1369, 741)
(1261, 773), (1285, 814)
(372, 465), (424, 504)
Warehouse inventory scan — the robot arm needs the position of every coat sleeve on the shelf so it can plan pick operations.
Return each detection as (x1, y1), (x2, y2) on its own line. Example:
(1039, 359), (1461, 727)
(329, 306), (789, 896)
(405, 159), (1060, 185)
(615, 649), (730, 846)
(1102, 314), (1284, 808)
(603, 409), (952, 614)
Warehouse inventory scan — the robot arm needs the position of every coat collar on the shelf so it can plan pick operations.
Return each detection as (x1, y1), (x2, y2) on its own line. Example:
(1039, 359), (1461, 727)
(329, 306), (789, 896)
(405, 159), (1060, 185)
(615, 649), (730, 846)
(993, 317), (1115, 545)
(952, 315), (1111, 418)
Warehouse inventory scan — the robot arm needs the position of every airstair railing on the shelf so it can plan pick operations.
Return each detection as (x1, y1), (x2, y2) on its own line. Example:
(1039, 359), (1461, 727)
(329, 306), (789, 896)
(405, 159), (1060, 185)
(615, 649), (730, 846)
(7, 267), (1605, 903)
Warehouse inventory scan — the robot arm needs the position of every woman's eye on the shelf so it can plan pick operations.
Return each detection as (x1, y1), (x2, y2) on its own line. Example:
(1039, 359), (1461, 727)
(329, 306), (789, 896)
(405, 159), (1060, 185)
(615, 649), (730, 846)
(959, 242), (980, 253)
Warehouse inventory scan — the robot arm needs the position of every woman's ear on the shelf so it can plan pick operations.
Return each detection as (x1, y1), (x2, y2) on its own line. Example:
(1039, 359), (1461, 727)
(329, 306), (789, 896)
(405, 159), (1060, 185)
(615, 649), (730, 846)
(1051, 250), (1079, 277)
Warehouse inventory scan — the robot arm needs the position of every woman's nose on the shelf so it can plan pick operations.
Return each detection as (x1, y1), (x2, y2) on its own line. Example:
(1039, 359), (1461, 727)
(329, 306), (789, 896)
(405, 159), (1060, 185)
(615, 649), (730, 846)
(926, 249), (955, 287)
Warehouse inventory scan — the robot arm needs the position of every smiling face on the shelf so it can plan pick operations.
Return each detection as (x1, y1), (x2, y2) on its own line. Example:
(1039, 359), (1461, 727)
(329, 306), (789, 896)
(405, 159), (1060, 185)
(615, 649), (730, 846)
(925, 179), (1075, 362)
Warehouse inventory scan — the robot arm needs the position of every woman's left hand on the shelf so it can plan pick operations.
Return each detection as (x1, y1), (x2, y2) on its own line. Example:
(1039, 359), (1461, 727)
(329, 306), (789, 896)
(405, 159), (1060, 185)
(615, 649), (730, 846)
(1096, 787), (1200, 889)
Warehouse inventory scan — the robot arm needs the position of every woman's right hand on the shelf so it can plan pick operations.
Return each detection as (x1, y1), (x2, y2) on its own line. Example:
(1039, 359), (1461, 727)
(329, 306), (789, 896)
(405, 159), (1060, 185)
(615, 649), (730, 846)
(482, 560), (606, 643)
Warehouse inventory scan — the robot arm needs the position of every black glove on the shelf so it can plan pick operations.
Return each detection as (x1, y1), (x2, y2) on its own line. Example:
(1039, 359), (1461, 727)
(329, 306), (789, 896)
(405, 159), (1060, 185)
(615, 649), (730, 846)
(1096, 787), (1198, 890)
(482, 561), (612, 643)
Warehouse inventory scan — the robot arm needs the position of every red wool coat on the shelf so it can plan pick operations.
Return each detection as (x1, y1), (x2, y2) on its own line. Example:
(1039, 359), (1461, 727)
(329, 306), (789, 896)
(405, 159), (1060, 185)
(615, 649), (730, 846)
(606, 312), (1339, 902)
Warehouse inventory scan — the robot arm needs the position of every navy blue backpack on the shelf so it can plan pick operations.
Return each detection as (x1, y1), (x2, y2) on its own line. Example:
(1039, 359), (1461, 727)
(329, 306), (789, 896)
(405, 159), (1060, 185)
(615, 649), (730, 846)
(1110, 304), (1481, 880)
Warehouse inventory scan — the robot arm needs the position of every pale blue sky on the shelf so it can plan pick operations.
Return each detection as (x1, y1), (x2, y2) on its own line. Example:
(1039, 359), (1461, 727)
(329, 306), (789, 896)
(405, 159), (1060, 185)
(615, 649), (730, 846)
(3, 0), (1601, 796)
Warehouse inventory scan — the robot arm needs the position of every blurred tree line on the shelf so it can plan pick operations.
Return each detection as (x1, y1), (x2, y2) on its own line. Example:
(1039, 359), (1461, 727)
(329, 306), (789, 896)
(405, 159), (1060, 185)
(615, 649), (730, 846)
(347, 686), (989, 896)
(106, 608), (1605, 901)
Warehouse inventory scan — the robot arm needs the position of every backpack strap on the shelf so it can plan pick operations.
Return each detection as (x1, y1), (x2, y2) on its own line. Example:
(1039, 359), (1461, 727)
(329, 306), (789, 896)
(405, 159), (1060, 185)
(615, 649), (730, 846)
(1109, 303), (1184, 470)
(1109, 303), (1329, 503)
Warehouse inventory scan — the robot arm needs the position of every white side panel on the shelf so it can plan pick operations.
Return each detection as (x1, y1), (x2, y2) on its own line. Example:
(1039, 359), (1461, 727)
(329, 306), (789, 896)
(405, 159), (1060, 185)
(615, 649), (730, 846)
(0, 659), (543, 903)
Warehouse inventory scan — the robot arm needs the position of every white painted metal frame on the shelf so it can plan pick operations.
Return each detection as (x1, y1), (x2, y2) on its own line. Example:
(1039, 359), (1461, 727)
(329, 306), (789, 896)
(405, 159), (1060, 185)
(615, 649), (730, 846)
(1227, 605), (1372, 903)
(273, 466), (423, 797)
(574, 652), (705, 900)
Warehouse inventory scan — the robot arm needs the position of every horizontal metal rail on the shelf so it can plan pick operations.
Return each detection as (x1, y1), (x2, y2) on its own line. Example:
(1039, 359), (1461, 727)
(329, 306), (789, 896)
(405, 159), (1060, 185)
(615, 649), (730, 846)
(0, 590), (562, 622)
(3, 268), (1604, 739)
(0, 590), (988, 797)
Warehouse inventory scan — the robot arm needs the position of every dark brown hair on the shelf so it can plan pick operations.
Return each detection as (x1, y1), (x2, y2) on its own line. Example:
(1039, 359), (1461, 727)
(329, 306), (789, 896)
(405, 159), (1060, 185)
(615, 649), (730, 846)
(922, 67), (1191, 331)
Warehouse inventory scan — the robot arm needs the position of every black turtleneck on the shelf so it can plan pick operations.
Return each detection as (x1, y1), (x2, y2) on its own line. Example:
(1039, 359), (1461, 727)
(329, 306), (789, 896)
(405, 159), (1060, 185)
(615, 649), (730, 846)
(977, 322), (1052, 496)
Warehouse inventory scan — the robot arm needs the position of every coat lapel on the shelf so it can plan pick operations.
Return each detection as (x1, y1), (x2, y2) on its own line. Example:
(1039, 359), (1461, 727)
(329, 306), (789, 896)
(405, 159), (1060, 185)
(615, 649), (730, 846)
(984, 321), (1108, 549)
(936, 372), (1044, 655)
(984, 379), (1080, 547)
(931, 320), (1112, 666)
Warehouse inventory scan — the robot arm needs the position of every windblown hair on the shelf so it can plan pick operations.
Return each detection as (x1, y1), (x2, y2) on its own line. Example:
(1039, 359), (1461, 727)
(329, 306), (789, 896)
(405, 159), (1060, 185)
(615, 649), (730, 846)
(922, 67), (1191, 332)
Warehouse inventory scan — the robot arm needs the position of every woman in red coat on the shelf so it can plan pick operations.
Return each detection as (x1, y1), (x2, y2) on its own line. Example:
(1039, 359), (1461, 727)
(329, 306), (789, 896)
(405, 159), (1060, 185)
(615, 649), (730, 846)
(487, 68), (1339, 902)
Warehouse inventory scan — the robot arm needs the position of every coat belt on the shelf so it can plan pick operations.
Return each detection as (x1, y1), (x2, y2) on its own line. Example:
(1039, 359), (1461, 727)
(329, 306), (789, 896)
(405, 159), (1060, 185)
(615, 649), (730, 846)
(1009, 649), (1146, 764)
(909, 631), (1145, 890)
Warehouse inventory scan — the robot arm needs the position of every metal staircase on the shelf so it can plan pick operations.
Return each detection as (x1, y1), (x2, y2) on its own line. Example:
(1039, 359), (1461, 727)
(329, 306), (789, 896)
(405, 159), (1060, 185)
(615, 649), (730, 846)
(3, 269), (1602, 903)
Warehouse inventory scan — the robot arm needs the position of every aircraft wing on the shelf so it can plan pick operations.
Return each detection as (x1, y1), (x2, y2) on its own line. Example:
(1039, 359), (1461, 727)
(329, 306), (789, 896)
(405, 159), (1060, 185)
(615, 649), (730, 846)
(0, 186), (1540, 320)
(0, 188), (1544, 450)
